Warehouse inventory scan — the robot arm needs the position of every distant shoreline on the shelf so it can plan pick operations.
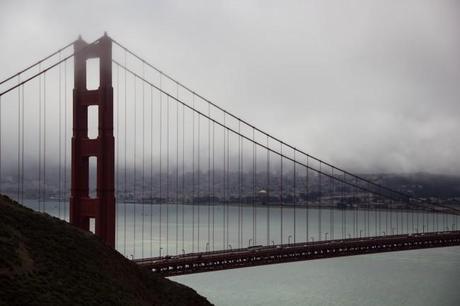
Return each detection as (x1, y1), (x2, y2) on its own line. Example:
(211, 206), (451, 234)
(21, 197), (452, 214)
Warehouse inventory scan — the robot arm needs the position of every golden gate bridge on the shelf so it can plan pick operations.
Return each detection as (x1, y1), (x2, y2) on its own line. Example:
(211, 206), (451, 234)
(0, 33), (459, 276)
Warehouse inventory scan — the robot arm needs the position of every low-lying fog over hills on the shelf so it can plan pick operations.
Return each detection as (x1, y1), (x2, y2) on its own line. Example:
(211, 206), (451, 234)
(1, 164), (458, 204)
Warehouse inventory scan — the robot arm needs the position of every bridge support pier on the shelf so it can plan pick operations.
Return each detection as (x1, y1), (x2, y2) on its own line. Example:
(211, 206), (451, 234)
(70, 34), (115, 248)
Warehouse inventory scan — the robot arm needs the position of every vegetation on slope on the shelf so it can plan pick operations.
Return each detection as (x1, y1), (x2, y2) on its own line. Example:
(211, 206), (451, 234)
(0, 195), (211, 306)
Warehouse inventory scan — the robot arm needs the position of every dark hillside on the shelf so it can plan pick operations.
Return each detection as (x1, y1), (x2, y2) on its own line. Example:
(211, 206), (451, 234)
(0, 195), (211, 306)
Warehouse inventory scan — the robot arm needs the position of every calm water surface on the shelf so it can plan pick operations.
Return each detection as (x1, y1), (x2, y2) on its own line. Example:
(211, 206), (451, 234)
(24, 200), (460, 305)
(173, 246), (460, 306)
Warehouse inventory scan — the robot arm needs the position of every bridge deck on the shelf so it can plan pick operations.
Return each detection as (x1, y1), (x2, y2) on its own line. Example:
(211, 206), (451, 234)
(135, 231), (460, 276)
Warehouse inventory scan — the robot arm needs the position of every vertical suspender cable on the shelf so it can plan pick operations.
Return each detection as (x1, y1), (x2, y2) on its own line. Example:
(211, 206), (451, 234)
(385, 198), (388, 235)
(150, 86), (154, 258)
(159, 77), (163, 255)
(0, 93), (2, 194)
(142, 65), (145, 259)
(422, 201), (425, 233)
(318, 162), (322, 241)
(330, 169), (334, 240)
(222, 114), (225, 250)
(17, 78), (20, 202)
(133, 76), (137, 258)
(212, 121), (215, 250)
(253, 128), (256, 245)
(21, 83), (25, 205)
(123, 53), (127, 256)
(182, 103), (185, 252)
(240, 129), (244, 246)
(43, 72), (47, 212)
(226, 126), (229, 247)
(442, 211), (445, 231)
(406, 196), (409, 233)
(38, 68), (42, 211)
(238, 122), (241, 248)
(114, 63), (118, 247)
(351, 176), (356, 238)
(396, 193), (400, 234)
(306, 156), (309, 242)
(166, 95), (170, 255)
(363, 185), (366, 236)
(197, 104), (200, 251)
(207, 103), (211, 251)
(367, 185), (371, 236)
(192, 94), (195, 252)
(390, 199), (394, 235)
(38, 65), (42, 211)
(355, 177), (358, 237)
(266, 135), (270, 245)
(116, 61), (119, 233)
(367, 184), (370, 236)
(280, 142), (283, 244)
(0, 94), (2, 194)
(375, 188), (379, 236)
(293, 150), (296, 243)
(369, 188), (372, 236)
(58, 54), (62, 218)
(342, 173), (345, 238)
(176, 84), (180, 255)
(64, 59), (67, 220)
(363, 185), (367, 237)
(436, 207), (439, 231)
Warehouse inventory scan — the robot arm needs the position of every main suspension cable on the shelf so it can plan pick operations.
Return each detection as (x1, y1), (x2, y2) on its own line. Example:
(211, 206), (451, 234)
(111, 37), (419, 206)
(112, 59), (459, 214)
(0, 40), (75, 86)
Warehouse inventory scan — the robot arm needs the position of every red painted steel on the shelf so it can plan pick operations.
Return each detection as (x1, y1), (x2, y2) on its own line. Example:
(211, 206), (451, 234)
(70, 34), (115, 247)
(136, 231), (460, 276)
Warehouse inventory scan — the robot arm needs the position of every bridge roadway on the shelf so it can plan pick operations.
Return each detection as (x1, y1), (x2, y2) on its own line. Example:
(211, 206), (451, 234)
(134, 231), (460, 276)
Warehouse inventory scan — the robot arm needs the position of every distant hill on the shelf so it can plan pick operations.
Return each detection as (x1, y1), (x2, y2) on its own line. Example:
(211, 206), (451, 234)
(0, 195), (211, 306)
(368, 172), (460, 199)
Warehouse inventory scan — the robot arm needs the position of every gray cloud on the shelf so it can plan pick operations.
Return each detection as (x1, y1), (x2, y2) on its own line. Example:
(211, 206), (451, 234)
(1, 0), (459, 174)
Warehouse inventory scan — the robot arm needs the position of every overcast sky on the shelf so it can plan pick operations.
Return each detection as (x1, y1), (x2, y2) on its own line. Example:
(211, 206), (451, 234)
(1, 0), (459, 175)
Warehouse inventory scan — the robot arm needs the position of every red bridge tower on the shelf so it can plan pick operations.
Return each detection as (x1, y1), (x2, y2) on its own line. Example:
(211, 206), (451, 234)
(70, 34), (115, 247)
